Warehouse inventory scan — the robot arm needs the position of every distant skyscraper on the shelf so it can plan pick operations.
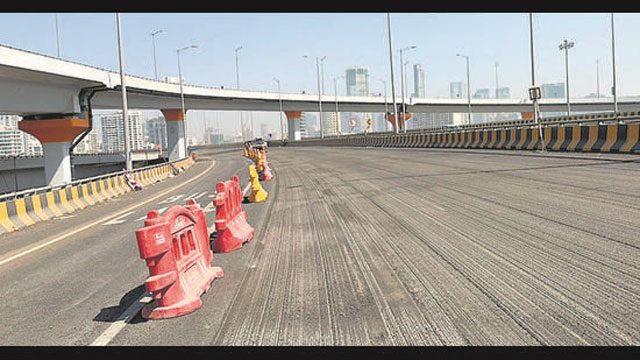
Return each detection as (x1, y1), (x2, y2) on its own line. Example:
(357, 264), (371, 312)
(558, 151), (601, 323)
(413, 64), (425, 98)
(450, 81), (466, 98)
(300, 112), (318, 138)
(325, 112), (340, 136)
(496, 87), (510, 99)
(0, 115), (42, 156)
(74, 129), (98, 154)
(344, 67), (370, 133)
(540, 83), (566, 117)
(473, 89), (491, 123)
(540, 83), (565, 99)
(100, 111), (143, 153)
(144, 117), (167, 149)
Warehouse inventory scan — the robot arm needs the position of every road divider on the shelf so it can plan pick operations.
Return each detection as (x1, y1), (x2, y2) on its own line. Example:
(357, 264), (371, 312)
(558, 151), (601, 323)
(135, 198), (223, 320)
(248, 164), (268, 203)
(211, 175), (255, 253)
(289, 123), (640, 154)
(0, 156), (196, 236)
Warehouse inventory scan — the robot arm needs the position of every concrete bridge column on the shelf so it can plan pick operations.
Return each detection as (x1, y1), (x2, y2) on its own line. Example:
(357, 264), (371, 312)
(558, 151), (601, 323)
(18, 115), (89, 186)
(285, 111), (302, 141)
(161, 109), (186, 161)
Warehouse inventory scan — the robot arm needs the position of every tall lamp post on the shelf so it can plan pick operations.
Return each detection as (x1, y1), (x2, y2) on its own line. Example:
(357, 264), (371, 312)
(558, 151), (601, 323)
(559, 39), (575, 116)
(386, 13), (399, 134)
(316, 56), (326, 139)
(176, 44), (197, 157)
(528, 13), (545, 152)
(55, 14), (61, 58)
(333, 75), (344, 136)
(611, 13), (618, 115)
(273, 77), (285, 140)
(379, 78), (389, 131)
(456, 53), (472, 125)
(399, 45), (416, 133)
(234, 46), (245, 140)
(150, 29), (164, 80)
(116, 13), (131, 170)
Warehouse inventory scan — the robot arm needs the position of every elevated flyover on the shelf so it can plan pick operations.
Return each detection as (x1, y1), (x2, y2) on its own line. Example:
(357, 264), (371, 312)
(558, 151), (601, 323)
(0, 145), (638, 345)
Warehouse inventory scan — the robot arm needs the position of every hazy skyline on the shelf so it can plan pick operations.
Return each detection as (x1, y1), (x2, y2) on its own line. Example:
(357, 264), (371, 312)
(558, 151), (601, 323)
(0, 12), (637, 139)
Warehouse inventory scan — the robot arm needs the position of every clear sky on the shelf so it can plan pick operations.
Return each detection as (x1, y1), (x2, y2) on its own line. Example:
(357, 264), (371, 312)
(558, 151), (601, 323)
(0, 12), (638, 139)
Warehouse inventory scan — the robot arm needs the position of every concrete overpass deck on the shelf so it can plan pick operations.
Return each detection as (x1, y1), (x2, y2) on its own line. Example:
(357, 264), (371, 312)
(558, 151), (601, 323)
(0, 147), (638, 345)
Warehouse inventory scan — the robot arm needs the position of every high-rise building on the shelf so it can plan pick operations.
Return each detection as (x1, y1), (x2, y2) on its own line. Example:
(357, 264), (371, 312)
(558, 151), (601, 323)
(300, 113), (318, 138)
(413, 64), (426, 98)
(74, 130), (98, 154)
(541, 83), (565, 99)
(450, 81), (466, 98)
(144, 116), (167, 149)
(496, 87), (510, 99)
(540, 83), (565, 117)
(100, 111), (144, 153)
(0, 115), (43, 156)
(344, 67), (370, 133)
(325, 112), (340, 136)
(473, 89), (491, 124)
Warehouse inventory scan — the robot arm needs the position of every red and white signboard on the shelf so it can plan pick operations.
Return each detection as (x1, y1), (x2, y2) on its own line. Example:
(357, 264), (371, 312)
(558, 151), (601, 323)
(348, 118), (357, 129)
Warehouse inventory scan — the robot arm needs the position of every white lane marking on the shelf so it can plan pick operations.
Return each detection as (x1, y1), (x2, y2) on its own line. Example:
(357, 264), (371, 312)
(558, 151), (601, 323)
(158, 194), (184, 204)
(0, 160), (216, 268)
(193, 191), (208, 200)
(135, 207), (167, 221)
(101, 211), (135, 226)
(243, 182), (251, 196)
(203, 202), (215, 213)
(90, 294), (152, 346)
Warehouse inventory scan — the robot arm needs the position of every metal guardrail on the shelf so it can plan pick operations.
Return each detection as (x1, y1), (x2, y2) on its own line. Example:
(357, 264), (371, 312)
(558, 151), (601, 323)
(0, 156), (190, 202)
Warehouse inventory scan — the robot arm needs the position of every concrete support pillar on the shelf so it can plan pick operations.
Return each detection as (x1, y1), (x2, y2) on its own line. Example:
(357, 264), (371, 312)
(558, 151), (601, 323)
(18, 116), (88, 186)
(161, 109), (186, 161)
(285, 111), (302, 141)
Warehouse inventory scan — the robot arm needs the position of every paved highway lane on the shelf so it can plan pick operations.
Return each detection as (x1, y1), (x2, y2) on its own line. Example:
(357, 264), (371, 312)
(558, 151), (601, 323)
(114, 146), (639, 346)
(0, 150), (258, 345)
(2, 146), (639, 345)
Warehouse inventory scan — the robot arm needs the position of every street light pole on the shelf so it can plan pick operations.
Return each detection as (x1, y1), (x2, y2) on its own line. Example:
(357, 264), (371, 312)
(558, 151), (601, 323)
(529, 13), (545, 152)
(334, 75), (344, 136)
(116, 13), (131, 170)
(403, 60), (409, 133)
(559, 39), (575, 116)
(177, 44), (197, 157)
(234, 46), (245, 140)
(379, 78), (389, 132)
(273, 77), (285, 140)
(611, 13), (618, 115)
(316, 56), (326, 139)
(456, 54), (472, 125)
(55, 14), (61, 58)
(399, 46), (416, 133)
(151, 29), (163, 80)
(386, 13), (399, 134)
(495, 62), (499, 98)
(596, 59), (600, 98)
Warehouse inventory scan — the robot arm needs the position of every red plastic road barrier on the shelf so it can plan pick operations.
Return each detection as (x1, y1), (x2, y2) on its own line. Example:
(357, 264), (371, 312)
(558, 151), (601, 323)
(135, 198), (223, 320)
(212, 175), (255, 253)
(260, 151), (273, 182)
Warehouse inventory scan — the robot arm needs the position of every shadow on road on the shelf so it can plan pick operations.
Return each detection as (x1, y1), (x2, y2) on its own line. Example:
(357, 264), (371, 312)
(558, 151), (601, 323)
(93, 284), (148, 324)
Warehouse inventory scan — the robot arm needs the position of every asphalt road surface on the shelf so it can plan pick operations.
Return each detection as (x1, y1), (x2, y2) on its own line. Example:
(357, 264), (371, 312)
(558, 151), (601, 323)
(0, 146), (638, 345)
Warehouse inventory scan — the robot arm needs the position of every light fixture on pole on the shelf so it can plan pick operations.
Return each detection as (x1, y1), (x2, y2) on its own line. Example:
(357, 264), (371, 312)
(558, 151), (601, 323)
(529, 13), (545, 152)
(316, 56), (327, 139)
(234, 46), (246, 140)
(456, 53), (472, 125)
(386, 13), (399, 134)
(559, 39), (575, 116)
(55, 14), (61, 58)
(378, 79), (389, 131)
(611, 13), (618, 115)
(399, 45), (416, 133)
(273, 77), (285, 141)
(333, 75), (344, 136)
(150, 29), (164, 80)
(176, 44), (197, 157)
(116, 13), (131, 170)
